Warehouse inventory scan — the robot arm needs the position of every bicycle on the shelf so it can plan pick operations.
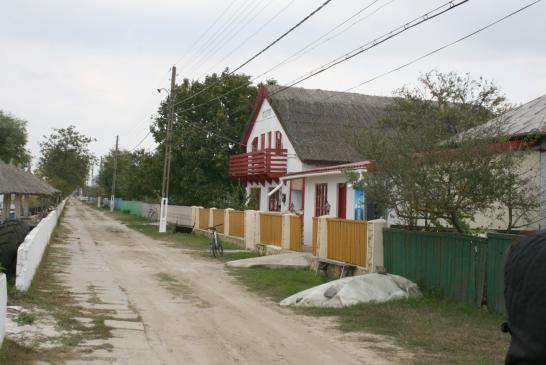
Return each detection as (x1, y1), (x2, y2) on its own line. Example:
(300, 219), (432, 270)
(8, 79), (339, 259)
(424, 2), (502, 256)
(208, 224), (224, 257)
(147, 207), (158, 222)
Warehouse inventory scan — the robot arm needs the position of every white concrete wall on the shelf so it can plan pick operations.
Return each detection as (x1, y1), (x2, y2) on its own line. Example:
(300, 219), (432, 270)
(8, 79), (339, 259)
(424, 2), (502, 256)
(167, 205), (192, 226)
(0, 274), (6, 348)
(15, 199), (67, 292)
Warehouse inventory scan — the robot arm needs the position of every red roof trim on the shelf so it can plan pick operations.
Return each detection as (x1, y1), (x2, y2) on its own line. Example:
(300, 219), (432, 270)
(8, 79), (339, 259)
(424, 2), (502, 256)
(242, 85), (272, 146)
(284, 160), (371, 178)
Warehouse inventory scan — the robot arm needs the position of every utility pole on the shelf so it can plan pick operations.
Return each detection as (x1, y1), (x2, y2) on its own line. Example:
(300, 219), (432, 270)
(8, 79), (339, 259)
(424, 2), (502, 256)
(159, 66), (176, 232)
(110, 135), (119, 212)
(98, 156), (102, 208)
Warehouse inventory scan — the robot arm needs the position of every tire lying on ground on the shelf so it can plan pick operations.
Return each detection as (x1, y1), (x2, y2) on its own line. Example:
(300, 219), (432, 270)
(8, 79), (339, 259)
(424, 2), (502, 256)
(0, 220), (30, 274)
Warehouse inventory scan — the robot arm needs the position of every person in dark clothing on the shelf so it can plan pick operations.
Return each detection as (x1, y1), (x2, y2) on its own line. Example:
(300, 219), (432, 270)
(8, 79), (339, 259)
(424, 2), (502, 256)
(503, 231), (546, 364)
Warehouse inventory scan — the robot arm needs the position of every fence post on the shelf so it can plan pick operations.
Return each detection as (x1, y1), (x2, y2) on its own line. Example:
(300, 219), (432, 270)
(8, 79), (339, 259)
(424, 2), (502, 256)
(193, 206), (202, 229)
(317, 216), (332, 259)
(244, 210), (258, 250)
(224, 208), (233, 236)
(281, 214), (291, 250)
(209, 208), (216, 229)
(367, 219), (386, 272)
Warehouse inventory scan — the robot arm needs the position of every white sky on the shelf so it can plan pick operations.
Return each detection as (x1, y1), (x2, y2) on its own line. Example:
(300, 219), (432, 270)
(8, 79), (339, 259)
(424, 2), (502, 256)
(1, 0), (545, 166)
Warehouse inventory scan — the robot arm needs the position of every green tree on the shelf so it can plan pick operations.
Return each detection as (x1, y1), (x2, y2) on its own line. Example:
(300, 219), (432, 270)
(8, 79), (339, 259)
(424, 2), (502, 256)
(37, 125), (95, 195)
(151, 69), (257, 207)
(97, 149), (161, 201)
(352, 71), (512, 233)
(0, 110), (31, 165)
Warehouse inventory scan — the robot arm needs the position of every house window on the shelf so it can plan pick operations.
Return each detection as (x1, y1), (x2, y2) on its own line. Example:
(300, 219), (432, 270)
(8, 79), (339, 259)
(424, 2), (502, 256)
(262, 108), (272, 119)
(249, 188), (261, 210)
(315, 183), (328, 217)
(267, 131), (272, 149)
(269, 187), (281, 212)
(251, 137), (258, 152)
(275, 131), (282, 149)
(260, 133), (265, 150)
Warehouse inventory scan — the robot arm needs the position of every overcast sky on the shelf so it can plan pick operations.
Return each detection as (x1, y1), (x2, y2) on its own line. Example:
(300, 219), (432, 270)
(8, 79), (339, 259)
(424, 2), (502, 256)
(1, 0), (545, 167)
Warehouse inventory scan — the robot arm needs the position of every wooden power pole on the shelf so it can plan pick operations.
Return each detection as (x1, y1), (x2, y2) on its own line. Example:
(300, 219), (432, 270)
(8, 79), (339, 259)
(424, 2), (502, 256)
(159, 66), (176, 232)
(110, 135), (119, 212)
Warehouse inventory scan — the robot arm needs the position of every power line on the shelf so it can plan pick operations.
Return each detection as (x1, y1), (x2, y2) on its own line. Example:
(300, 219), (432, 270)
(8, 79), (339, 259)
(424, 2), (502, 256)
(269, 0), (469, 96)
(179, 0), (256, 76)
(232, 0), (335, 73)
(340, 0), (544, 95)
(173, 0), (239, 69)
(129, 130), (153, 152)
(189, 0), (275, 78)
(173, 0), (335, 109)
(200, 0), (297, 79)
(171, 0), (468, 115)
(130, 0), (541, 154)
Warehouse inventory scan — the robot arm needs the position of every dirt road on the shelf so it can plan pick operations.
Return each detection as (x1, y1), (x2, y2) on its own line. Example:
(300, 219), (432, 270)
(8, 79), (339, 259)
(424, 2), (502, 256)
(55, 201), (399, 364)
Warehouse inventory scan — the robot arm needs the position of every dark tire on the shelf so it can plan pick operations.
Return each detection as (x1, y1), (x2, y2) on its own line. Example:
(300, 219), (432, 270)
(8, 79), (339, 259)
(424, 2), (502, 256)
(217, 240), (220, 256)
(210, 237), (218, 257)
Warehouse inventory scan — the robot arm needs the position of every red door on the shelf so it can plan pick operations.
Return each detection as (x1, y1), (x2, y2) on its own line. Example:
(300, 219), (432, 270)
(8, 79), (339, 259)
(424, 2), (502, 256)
(315, 183), (328, 217)
(338, 183), (347, 219)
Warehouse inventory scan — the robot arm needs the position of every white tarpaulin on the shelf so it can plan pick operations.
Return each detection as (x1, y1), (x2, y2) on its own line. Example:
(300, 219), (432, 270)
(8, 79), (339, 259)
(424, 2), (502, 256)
(280, 273), (421, 308)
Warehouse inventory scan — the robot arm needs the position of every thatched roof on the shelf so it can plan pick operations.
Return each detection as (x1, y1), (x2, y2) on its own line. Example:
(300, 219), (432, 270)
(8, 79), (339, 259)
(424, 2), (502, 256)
(0, 160), (59, 195)
(263, 85), (393, 164)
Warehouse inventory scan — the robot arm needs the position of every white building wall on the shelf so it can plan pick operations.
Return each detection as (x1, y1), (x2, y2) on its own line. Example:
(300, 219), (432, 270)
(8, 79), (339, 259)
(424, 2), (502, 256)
(302, 173), (358, 245)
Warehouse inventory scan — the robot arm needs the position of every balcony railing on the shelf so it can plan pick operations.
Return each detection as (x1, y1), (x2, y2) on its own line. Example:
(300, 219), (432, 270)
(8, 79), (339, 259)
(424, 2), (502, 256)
(229, 148), (287, 183)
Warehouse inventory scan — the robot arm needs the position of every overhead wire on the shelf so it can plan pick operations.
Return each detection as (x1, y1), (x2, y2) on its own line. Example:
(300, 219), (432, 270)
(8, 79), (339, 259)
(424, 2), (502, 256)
(172, 0), (336, 109)
(200, 0), (298, 79)
(190, 0), (275, 78)
(170, 0), (468, 115)
(163, 0), (541, 150)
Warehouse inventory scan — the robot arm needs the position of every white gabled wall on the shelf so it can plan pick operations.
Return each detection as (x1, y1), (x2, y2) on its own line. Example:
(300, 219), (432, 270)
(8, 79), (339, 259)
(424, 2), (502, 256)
(302, 173), (358, 245)
(246, 99), (303, 173)
(245, 99), (305, 211)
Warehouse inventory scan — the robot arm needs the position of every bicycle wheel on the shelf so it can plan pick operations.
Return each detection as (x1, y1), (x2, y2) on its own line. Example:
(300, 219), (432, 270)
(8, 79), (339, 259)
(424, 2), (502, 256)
(210, 237), (218, 257)
(217, 240), (223, 257)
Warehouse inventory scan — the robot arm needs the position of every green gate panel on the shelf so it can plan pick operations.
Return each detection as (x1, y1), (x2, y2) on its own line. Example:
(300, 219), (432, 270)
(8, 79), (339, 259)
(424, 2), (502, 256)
(486, 232), (521, 314)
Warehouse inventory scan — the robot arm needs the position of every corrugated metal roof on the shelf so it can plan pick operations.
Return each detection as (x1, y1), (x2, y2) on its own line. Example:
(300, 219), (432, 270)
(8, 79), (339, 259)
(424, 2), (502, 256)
(484, 94), (546, 136)
(0, 160), (59, 195)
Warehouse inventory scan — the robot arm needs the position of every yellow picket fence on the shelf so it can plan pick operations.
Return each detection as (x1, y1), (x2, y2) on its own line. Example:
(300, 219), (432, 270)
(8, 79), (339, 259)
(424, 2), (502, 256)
(199, 208), (209, 230)
(229, 210), (244, 238)
(212, 209), (224, 234)
(312, 217), (318, 256)
(260, 213), (282, 247)
(326, 218), (367, 266)
(289, 215), (304, 252)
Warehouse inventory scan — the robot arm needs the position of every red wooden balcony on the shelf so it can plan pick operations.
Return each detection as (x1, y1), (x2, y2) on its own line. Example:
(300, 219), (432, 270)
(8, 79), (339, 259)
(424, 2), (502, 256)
(229, 148), (288, 184)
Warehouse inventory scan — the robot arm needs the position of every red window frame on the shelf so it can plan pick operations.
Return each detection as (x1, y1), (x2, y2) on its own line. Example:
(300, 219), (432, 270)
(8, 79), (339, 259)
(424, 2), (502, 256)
(275, 131), (282, 149)
(315, 183), (328, 217)
(251, 137), (258, 152)
(268, 187), (281, 212)
(260, 133), (265, 150)
(267, 132), (272, 149)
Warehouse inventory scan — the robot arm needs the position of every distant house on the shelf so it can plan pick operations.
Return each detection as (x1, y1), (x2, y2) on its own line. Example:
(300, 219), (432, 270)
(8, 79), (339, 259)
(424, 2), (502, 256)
(229, 84), (392, 244)
(469, 94), (546, 230)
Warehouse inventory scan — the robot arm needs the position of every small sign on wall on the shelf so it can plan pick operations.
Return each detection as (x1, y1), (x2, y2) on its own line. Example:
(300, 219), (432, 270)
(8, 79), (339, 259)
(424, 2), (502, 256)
(355, 189), (366, 221)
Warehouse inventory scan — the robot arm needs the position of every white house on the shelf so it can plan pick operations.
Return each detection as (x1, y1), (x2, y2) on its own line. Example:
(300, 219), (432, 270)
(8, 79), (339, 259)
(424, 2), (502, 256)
(229, 84), (392, 245)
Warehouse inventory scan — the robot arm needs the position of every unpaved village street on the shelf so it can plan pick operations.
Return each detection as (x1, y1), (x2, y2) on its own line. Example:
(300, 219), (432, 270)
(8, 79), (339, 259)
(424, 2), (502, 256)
(50, 200), (398, 364)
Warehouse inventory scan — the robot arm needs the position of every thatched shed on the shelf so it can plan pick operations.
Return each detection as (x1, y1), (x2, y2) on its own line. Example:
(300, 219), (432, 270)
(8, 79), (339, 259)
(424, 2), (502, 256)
(0, 160), (58, 196)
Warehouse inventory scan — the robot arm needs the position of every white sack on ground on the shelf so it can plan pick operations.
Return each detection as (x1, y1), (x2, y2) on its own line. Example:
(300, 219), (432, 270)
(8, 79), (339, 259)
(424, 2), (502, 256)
(280, 273), (421, 308)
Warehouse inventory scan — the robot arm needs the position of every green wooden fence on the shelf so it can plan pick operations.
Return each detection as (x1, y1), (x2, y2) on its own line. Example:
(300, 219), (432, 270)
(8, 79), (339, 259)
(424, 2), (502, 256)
(383, 228), (522, 313)
(384, 229), (488, 307)
(119, 200), (143, 216)
(487, 232), (520, 314)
